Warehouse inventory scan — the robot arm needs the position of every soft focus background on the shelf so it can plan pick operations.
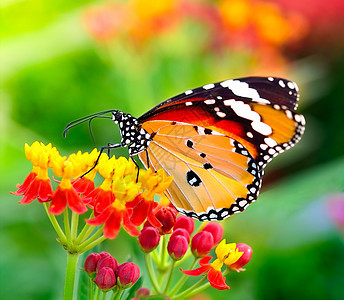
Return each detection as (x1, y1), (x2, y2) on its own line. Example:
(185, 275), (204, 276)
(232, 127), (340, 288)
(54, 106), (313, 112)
(1, 0), (344, 299)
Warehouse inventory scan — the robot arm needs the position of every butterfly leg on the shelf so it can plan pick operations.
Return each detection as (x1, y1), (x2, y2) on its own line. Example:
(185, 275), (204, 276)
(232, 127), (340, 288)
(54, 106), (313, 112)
(129, 156), (140, 182)
(144, 149), (150, 169)
(81, 143), (123, 177)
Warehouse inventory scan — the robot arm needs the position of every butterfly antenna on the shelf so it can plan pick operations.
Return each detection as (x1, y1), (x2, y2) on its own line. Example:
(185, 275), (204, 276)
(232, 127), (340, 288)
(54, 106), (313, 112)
(63, 109), (116, 138)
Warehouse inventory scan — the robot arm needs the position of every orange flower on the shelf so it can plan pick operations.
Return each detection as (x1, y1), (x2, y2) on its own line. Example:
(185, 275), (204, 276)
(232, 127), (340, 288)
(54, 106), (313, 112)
(12, 142), (55, 204)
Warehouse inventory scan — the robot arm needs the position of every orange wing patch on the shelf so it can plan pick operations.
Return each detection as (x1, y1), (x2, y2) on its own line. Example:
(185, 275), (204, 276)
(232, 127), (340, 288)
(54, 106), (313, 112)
(138, 122), (261, 220)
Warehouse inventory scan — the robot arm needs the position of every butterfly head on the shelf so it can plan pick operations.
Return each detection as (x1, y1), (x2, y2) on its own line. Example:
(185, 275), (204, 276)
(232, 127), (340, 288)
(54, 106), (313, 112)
(111, 111), (151, 155)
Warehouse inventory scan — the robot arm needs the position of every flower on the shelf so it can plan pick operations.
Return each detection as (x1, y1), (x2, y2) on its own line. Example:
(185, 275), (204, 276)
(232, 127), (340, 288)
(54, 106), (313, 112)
(128, 169), (173, 227)
(86, 157), (142, 239)
(170, 228), (190, 243)
(138, 227), (161, 253)
(84, 253), (101, 274)
(154, 206), (178, 235)
(182, 239), (244, 290)
(202, 222), (224, 245)
(95, 267), (117, 290)
(191, 231), (214, 258)
(117, 262), (140, 288)
(13, 142), (172, 240)
(97, 256), (118, 272)
(49, 151), (95, 214)
(174, 215), (195, 234)
(326, 193), (344, 231)
(167, 235), (189, 260)
(12, 142), (55, 203)
(228, 243), (252, 271)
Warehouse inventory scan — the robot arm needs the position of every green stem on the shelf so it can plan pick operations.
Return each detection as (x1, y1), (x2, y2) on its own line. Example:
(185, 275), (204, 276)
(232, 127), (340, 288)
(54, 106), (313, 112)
(144, 253), (160, 294)
(163, 260), (175, 294)
(94, 287), (100, 300)
(89, 277), (94, 300)
(101, 291), (107, 300)
(113, 289), (124, 300)
(173, 277), (207, 300)
(71, 211), (79, 241)
(63, 252), (80, 300)
(77, 226), (105, 252)
(43, 203), (67, 244)
(159, 235), (167, 268)
(63, 209), (72, 247)
(169, 257), (198, 296)
(79, 235), (107, 253)
(75, 223), (93, 244)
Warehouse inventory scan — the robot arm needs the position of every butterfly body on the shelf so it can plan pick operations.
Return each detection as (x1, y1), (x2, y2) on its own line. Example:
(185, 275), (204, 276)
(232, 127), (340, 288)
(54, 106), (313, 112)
(67, 76), (305, 221)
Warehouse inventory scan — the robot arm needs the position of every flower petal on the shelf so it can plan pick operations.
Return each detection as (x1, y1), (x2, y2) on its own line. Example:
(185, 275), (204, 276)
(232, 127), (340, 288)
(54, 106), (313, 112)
(181, 265), (211, 276)
(49, 187), (68, 214)
(103, 209), (123, 239)
(123, 210), (140, 236)
(207, 268), (230, 290)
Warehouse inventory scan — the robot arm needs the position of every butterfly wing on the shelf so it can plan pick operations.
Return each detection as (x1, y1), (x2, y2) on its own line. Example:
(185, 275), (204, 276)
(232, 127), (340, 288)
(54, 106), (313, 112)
(138, 121), (263, 220)
(138, 77), (305, 220)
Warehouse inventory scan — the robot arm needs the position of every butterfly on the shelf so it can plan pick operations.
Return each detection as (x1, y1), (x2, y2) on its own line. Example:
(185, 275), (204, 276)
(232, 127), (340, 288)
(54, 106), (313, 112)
(64, 77), (305, 221)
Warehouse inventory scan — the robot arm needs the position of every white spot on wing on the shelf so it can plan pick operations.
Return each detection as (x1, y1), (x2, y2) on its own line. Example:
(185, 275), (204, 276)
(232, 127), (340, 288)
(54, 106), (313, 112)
(220, 79), (270, 104)
(203, 83), (215, 90)
(251, 121), (272, 135)
(204, 99), (215, 105)
(185, 90), (193, 95)
(185, 101), (192, 106)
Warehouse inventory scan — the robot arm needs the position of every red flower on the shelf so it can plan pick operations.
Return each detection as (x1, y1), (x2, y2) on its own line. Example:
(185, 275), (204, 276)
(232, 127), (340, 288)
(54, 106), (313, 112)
(154, 206), (178, 235)
(72, 177), (95, 196)
(14, 170), (53, 204)
(191, 231), (214, 258)
(138, 227), (161, 253)
(49, 182), (87, 215)
(182, 256), (229, 290)
(127, 193), (160, 227)
(87, 200), (139, 239)
(95, 267), (117, 290)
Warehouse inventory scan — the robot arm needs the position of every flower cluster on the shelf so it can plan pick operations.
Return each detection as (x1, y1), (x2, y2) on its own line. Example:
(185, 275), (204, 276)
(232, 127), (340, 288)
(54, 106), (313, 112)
(13, 142), (173, 240)
(84, 251), (140, 293)
(13, 142), (253, 299)
(82, 0), (309, 72)
(138, 214), (252, 294)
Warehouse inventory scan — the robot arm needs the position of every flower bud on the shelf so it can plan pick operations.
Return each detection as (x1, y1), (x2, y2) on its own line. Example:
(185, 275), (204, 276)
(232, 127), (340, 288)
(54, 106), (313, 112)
(97, 256), (118, 272)
(174, 215), (195, 234)
(155, 206), (177, 235)
(191, 231), (214, 258)
(202, 222), (224, 245)
(84, 253), (101, 274)
(136, 287), (150, 298)
(167, 235), (189, 260)
(117, 262), (140, 288)
(228, 243), (252, 271)
(138, 227), (160, 252)
(170, 228), (190, 243)
(99, 251), (111, 259)
(95, 267), (117, 290)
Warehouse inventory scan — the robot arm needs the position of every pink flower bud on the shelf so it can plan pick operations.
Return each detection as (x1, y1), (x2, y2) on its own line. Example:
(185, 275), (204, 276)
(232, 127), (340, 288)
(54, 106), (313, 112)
(191, 231), (214, 258)
(99, 251), (111, 259)
(155, 206), (177, 235)
(138, 227), (160, 252)
(229, 243), (252, 271)
(202, 222), (224, 245)
(174, 215), (195, 234)
(95, 267), (117, 290)
(167, 235), (189, 260)
(136, 287), (150, 298)
(170, 228), (190, 243)
(97, 256), (118, 272)
(117, 262), (140, 288)
(84, 253), (101, 274)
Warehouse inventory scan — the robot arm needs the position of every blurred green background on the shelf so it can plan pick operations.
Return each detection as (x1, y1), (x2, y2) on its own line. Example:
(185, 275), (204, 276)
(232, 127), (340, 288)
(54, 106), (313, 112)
(1, 0), (344, 299)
